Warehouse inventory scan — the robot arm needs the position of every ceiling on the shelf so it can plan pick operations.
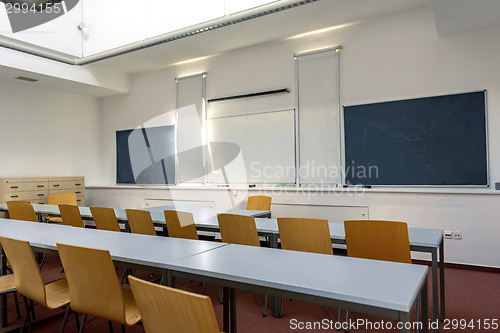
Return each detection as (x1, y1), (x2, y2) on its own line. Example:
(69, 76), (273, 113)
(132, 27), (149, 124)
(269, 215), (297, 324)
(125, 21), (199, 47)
(3, 0), (500, 96)
(94, 0), (431, 74)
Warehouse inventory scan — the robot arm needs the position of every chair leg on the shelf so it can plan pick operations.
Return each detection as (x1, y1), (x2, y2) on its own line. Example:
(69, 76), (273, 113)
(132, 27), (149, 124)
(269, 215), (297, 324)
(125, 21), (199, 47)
(279, 298), (284, 317)
(59, 305), (71, 333)
(416, 296), (420, 333)
(79, 314), (87, 333)
(74, 311), (80, 330)
(21, 296), (33, 333)
(344, 310), (349, 333)
(121, 324), (126, 333)
(13, 291), (21, 318)
(220, 288), (224, 304)
(201, 282), (207, 295)
(39, 253), (47, 270)
(263, 295), (268, 317)
(30, 300), (36, 321)
(108, 320), (114, 333)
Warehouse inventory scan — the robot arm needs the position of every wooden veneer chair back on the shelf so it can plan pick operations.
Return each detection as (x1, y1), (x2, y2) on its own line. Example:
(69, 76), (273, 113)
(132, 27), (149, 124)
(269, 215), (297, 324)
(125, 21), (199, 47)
(6, 201), (38, 222)
(277, 217), (333, 255)
(125, 209), (157, 236)
(90, 207), (121, 232)
(48, 193), (77, 206)
(164, 210), (198, 240)
(344, 220), (411, 264)
(246, 196), (271, 211)
(59, 204), (85, 228)
(218, 214), (260, 247)
(57, 243), (141, 326)
(0, 237), (70, 309)
(129, 276), (221, 333)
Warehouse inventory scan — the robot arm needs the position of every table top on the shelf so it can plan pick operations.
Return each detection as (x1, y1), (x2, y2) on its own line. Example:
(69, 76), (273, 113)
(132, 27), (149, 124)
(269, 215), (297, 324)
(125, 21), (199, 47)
(0, 203), (442, 248)
(0, 218), (227, 269)
(0, 218), (427, 315)
(171, 243), (428, 313)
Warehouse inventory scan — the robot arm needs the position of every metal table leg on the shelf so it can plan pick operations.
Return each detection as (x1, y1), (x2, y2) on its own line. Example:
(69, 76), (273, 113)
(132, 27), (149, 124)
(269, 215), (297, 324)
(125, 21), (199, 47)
(1, 245), (7, 327)
(439, 237), (445, 321)
(223, 286), (229, 333)
(421, 275), (429, 333)
(431, 248), (439, 332)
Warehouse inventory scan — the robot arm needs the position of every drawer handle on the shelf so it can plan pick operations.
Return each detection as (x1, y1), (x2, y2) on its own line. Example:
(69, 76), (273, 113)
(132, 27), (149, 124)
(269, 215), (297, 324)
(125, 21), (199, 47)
(10, 186), (18, 189)
(75, 183), (82, 186)
(77, 200), (82, 202)
(53, 184), (60, 187)
(37, 185), (44, 188)
(75, 191), (81, 194)
(10, 195), (18, 198)
(37, 194), (45, 197)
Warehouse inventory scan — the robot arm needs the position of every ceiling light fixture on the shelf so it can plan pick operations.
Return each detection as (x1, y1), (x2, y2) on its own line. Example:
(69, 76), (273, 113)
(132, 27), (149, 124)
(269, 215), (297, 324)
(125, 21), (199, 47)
(287, 21), (360, 40)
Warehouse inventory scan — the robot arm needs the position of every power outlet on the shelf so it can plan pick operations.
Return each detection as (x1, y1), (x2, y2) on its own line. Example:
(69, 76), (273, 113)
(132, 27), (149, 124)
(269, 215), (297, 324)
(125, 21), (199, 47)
(444, 231), (453, 239)
(452, 231), (462, 240)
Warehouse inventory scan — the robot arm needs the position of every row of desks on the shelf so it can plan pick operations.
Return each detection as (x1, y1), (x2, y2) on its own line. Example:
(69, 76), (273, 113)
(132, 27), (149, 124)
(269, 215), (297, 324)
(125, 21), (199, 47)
(0, 219), (429, 333)
(0, 203), (444, 331)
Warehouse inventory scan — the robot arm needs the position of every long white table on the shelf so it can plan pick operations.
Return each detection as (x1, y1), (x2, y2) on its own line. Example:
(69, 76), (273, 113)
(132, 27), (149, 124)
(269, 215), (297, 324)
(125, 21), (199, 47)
(0, 219), (429, 333)
(0, 202), (444, 326)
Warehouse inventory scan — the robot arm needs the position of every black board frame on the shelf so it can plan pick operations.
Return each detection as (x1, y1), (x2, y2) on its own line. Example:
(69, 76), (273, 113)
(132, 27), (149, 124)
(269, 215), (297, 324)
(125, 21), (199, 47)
(342, 90), (489, 187)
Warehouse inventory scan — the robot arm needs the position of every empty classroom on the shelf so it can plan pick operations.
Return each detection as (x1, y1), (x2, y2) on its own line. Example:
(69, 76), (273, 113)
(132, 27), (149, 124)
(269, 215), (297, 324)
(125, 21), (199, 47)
(0, 1), (499, 332)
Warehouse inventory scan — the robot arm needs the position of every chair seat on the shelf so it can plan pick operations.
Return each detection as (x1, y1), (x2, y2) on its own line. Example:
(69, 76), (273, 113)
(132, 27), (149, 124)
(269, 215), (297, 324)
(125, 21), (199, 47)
(45, 278), (70, 309)
(122, 287), (141, 325)
(46, 216), (63, 223)
(0, 274), (16, 293)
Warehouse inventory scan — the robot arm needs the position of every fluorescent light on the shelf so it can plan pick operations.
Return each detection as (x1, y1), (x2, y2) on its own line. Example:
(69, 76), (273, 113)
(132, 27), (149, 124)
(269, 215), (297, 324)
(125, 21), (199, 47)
(288, 22), (359, 39)
(173, 56), (210, 66)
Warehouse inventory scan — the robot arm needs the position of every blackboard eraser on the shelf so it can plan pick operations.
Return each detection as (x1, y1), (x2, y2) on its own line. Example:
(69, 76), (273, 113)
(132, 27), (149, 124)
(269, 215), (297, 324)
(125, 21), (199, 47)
(495, 183), (500, 190)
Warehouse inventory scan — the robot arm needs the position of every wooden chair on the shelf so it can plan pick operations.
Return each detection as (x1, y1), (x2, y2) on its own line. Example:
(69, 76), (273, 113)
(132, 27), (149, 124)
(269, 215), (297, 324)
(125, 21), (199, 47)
(344, 220), (412, 263)
(276, 217), (333, 317)
(164, 210), (198, 240)
(57, 243), (141, 332)
(6, 201), (38, 222)
(90, 207), (121, 232)
(59, 204), (85, 228)
(47, 193), (78, 223)
(277, 217), (333, 255)
(125, 209), (157, 236)
(343, 220), (415, 332)
(246, 196), (271, 211)
(0, 237), (76, 333)
(129, 276), (221, 333)
(218, 213), (271, 316)
(0, 274), (21, 320)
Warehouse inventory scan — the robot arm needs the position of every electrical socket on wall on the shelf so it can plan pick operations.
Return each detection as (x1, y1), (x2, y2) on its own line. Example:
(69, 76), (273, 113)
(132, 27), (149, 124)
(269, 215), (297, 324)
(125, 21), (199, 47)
(452, 231), (462, 240)
(444, 231), (453, 239)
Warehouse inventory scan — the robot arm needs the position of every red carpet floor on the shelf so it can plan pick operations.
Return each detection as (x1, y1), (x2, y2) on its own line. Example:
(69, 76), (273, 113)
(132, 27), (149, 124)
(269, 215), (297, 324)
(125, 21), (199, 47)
(1, 254), (499, 333)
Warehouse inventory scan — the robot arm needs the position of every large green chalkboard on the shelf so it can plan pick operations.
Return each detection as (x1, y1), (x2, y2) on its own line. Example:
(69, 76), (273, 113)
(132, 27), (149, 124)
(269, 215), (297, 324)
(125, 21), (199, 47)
(343, 91), (487, 186)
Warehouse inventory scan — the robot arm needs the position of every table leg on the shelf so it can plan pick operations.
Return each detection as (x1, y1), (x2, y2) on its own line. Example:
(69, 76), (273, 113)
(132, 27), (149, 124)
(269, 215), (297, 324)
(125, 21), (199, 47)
(422, 275), (429, 333)
(399, 312), (410, 333)
(230, 288), (237, 333)
(439, 237), (445, 321)
(163, 270), (174, 287)
(268, 234), (281, 317)
(1, 245), (7, 327)
(431, 248), (439, 331)
(223, 286), (229, 333)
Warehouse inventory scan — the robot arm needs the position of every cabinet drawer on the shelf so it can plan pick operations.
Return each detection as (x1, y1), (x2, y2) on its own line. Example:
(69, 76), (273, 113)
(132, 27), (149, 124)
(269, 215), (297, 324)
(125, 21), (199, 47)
(4, 191), (48, 201)
(48, 180), (84, 190)
(49, 188), (85, 196)
(3, 181), (48, 192)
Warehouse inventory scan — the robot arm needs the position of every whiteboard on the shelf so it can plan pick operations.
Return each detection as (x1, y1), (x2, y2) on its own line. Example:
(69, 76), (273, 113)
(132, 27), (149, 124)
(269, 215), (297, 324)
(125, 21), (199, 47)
(207, 110), (295, 184)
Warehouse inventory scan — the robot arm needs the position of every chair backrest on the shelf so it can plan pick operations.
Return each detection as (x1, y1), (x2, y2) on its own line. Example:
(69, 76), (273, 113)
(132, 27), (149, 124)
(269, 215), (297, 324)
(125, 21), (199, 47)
(6, 201), (38, 222)
(129, 276), (220, 333)
(164, 210), (198, 240)
(48, 193), (77, 206)
(59, 204), (85, 228)
(125, 209), (157, 236)
(246, 196), (271, 211)
(218, 214), (260, 247)
(344, 220), (411, 264)
(277, 217), (333, 255)
(90, 207), (121, 232)
(57, 243), (127, 323)
(0, 237), (47, 305)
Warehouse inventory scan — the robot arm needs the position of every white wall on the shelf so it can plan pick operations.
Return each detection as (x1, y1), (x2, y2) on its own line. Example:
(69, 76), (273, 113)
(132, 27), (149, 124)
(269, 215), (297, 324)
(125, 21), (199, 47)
(94, 7), (500, 267)
(0, 80), (101, 183)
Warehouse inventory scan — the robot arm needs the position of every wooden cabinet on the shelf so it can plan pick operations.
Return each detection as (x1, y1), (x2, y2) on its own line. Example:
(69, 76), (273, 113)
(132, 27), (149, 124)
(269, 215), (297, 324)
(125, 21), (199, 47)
(0, 177), (85, 206)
